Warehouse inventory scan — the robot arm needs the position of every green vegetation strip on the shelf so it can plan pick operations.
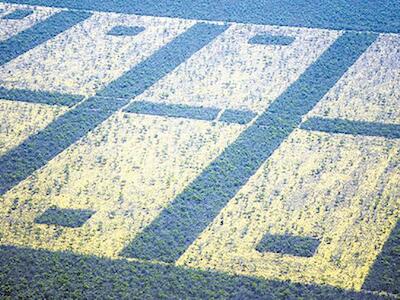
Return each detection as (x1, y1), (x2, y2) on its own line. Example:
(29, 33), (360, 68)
(219, 108), (257, 125)
(121, 31), (378, 263)
(301, 117), (400, 139)
(0, 10), (92, 66)
(124, 100), (220, 121)
(123, 100), (257, 124)
(2, 0), (400, 33)
(0, 86), (84, 106)
(107, 25), (145, 36)
(2, 8), (32, 19)
(0, 245), (384, 299)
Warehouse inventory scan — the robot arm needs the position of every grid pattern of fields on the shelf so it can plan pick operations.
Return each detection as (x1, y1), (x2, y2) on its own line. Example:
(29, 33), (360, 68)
(0, 1), (399, 298)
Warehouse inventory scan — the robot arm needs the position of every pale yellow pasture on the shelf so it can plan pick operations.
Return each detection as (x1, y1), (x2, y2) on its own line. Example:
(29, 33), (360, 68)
(178, 129), (400, 290)
(136, 24), (340, 113)
(0, 12), (195, 97)
(0, 99), (67, 155)
(308, 34), (400, 124)
(0, 112), (244, 258)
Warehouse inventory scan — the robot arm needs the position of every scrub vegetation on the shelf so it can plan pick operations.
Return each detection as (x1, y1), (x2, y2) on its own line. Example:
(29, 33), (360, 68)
(0, 2), (399, 299)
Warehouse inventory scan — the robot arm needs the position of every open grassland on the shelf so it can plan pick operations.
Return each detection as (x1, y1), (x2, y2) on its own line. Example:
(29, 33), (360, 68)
(0, 100), (67, 155)
(309, 34), (400, 124)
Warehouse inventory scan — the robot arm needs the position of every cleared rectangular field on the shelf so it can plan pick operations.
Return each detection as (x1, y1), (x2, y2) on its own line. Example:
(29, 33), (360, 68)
(308, 34), (400, 124)
(0, 113), (244, 258)
(0, 8), (194, 96)
(178, 129), (400, 290)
